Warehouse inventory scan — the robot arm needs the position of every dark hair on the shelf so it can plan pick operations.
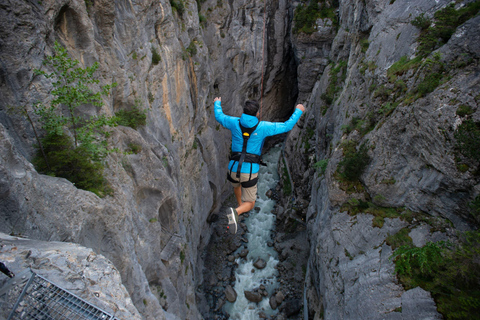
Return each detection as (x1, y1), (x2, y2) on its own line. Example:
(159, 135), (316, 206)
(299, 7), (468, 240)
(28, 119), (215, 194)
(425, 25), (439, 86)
(243, 100), (260, 116)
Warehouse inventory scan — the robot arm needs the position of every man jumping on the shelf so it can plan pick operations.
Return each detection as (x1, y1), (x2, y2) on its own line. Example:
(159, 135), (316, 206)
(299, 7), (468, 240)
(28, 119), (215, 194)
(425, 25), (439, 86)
(214, 97), (305, 233)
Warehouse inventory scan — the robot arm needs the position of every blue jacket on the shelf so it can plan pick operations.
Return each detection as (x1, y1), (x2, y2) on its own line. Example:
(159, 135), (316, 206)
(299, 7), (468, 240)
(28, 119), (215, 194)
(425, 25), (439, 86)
(214, 100), (303, 174)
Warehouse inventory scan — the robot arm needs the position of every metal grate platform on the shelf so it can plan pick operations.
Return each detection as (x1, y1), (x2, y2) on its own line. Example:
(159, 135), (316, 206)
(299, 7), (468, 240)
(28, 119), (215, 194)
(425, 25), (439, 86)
(6, 271), (118, 320)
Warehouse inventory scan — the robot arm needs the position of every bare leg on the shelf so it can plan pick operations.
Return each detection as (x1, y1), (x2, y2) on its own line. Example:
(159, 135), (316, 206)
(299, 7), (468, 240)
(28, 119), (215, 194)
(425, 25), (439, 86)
(236, 201), (255, 215)
(234, 186), (242, 207)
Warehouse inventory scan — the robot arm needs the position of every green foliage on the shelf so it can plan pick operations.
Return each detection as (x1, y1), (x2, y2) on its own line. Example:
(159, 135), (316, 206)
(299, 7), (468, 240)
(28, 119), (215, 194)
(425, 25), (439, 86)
(360, 38), (370, 53)
(411, 13), (431, 30)
(293, 0), (338, 34)
(391, 241), (447, 277)
(337, 142), (370, 182)
(386, 228), (413, 250)
(454, 119), (480, 162)
(186, 41), (197, 56)
(387, 55), (422, 83)
(170, 0), (185, 16)
(34, 41), (116, 147)
(199, 13), (206, 25)
(378, 101), (398, 116)
(33, 134), (112, 197)
(391, 232), (480, 319)
(32, 42), (116, 197)
(151, 47), (161, 65)
(127, 143), (142, 154)
(321, 60), (347, 111)
(180, 250), (185, 263)
(416, 54), (446, 97)
(115, 105), (147, 130)
(342, 115), (376, 136)
(470, 196), (480, 222)
(341, 198), (402, 228)
(456, 105), (475, 117)
(313, 159), (328, 175)
(413, 2), (480, 56)
(373, 85), (392, 101)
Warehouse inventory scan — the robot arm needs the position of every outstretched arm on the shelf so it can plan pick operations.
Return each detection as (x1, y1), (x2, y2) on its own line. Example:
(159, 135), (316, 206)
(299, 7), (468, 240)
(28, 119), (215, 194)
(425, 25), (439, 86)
(214, 97), (237, 129)
(263, 104), (305, 136)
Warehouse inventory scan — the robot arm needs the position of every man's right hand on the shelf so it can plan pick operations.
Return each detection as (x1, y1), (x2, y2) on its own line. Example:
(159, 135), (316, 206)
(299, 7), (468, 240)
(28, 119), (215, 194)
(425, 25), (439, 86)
(214, 97), (221, 102)
(296, 104), (305, 112)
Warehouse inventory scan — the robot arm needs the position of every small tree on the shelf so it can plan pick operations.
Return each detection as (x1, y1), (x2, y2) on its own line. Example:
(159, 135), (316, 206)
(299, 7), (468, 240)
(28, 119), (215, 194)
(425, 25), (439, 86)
(31, 41), (117, 196)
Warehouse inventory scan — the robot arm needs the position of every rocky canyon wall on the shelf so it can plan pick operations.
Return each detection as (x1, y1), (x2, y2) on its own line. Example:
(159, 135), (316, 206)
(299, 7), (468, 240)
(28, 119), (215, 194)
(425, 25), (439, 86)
(0, 0), (296, 319)
(284, 0), (480, 319)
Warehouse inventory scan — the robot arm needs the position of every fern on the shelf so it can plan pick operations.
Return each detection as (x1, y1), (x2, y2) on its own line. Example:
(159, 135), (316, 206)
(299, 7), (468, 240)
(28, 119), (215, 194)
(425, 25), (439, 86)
(391, 241), (447, 277)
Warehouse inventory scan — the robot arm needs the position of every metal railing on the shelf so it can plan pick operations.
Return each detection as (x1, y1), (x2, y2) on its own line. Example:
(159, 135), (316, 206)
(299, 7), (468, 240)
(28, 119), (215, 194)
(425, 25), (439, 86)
(3, 270), (118, 320)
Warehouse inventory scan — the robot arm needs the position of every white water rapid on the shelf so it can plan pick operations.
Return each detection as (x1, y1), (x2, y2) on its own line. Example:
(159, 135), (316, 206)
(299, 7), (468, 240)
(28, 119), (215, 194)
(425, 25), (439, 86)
(224, 145), (282, 320)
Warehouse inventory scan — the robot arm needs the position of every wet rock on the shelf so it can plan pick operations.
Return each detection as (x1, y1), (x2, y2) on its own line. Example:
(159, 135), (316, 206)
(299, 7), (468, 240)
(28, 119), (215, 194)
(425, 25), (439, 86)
(253, 258), (267, 269)
(259, 311), (267, 319)
(267, 241), (274, 247)
(265, 189), (273, 198)
(239, 249), (249, 258)
(224, 285), (237, 303)
(227, 255), (235, 262)
(244, 290), (263, 303)
(215, 298), (226, 311)
(275, 291), (285, 305)
(281, 299), (301, 317)
(269, 295), (278, 310)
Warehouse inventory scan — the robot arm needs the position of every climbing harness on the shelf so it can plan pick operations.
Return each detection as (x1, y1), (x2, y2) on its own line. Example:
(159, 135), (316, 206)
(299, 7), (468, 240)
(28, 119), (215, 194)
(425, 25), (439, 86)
(227, 0), (268, 188)
(227, 120), (265, 188)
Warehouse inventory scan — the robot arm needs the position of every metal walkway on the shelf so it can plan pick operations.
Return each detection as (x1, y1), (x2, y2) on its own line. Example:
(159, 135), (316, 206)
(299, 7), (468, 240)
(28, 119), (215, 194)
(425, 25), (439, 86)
(1, 270), (118, 320)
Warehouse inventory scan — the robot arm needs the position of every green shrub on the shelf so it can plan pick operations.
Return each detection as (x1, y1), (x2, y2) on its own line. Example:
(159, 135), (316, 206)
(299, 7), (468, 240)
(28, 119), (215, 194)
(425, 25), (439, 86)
(313, 159), (328, 174)
(338, 142), (371, 182)
(360, 38), (370, 53)
(151, 47), (161, 65)
(170, 0), (185, 16)
(322, 60), (347, 107)
(127, 143), (142, 154)
(454, 119), (480, 161)
(387, 56), (422, 83)
(186, 41), (197, 56)
(416, 54), (446, 97)
(469, 195), (480, 223)
(411, 13), (431, 30)
(386, 228), (413, 250)
(456, 105), (475, 117)
(116, 106), (147, 130)
(391, 232), (480, 319)
(293, 0), (338, 34)
(33, 134), (112, 197)
(391, 241), (447, 278)
(414, 2), (480, 56)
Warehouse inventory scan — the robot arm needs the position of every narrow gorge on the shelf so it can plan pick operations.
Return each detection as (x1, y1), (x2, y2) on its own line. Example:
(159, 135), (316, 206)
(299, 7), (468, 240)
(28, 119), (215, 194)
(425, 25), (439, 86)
(1, 0), (479, 320)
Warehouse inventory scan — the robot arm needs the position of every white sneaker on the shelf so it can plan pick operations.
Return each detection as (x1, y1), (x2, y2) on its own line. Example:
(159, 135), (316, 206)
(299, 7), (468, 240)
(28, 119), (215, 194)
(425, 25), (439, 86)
(226, 207), (238, 234)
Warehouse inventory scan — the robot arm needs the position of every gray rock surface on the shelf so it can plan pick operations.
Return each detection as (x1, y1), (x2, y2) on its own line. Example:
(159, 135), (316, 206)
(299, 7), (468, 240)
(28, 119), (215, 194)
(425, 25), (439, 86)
(283, 0), (479, 319)
(0, 233), (141, 320)
(0, 0), (478, 319)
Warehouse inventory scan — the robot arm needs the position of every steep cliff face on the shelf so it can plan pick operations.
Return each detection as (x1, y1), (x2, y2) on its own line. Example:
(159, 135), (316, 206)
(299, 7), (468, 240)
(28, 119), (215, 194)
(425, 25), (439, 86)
(0, 0), (296, 319)
(285, 0), (480, 319)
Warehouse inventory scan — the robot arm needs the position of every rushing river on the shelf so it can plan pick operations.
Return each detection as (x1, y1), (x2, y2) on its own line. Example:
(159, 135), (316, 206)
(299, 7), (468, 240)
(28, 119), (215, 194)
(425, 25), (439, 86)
(224, 145), (282, 319)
